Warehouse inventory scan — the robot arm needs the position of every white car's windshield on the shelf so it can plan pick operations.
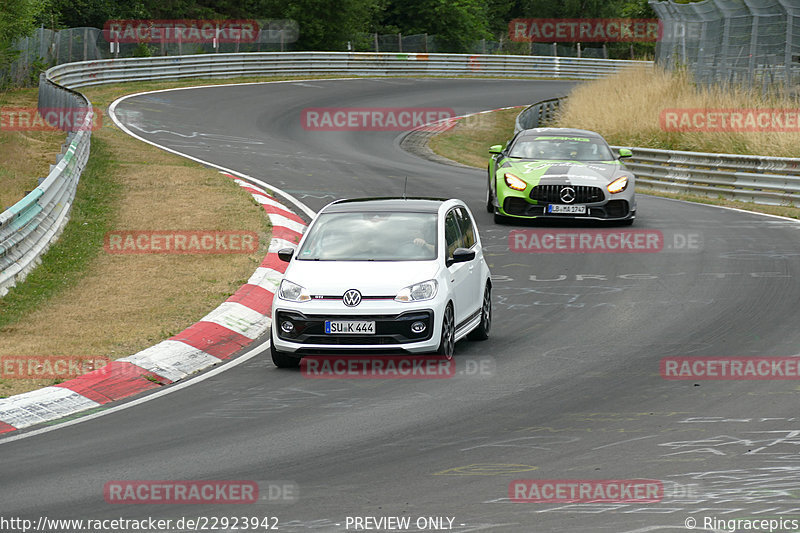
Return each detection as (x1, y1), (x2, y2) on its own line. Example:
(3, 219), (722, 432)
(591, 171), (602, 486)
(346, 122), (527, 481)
(297, 211), (438, 261)
(509, 135), (614, 161)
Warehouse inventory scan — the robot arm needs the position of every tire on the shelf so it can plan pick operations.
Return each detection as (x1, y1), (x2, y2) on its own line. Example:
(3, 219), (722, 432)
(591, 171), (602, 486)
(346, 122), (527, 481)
(437, 304), (455, 358)
(486, 183), (495, 213)
(468, 283), (492, 341)
(270, 331), (300, 368)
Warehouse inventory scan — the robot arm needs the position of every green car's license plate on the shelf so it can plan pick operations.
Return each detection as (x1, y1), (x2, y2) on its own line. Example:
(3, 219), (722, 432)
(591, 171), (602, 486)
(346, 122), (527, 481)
(547, 204), (587, 214)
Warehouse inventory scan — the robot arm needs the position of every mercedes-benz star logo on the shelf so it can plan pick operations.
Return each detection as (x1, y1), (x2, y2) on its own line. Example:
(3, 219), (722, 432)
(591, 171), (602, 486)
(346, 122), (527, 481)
(342, 289), (362, 307)
(560, 186), (576, 204)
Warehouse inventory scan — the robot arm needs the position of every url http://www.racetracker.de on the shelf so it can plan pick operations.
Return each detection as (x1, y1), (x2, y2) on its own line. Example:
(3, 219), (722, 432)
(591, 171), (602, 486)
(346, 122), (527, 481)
(0, 515), (281, 532)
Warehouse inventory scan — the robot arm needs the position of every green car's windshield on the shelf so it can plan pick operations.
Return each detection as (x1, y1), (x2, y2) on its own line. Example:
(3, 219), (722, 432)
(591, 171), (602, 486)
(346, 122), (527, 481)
(509, 135), (614, 161)
(297, 211), (438, 261)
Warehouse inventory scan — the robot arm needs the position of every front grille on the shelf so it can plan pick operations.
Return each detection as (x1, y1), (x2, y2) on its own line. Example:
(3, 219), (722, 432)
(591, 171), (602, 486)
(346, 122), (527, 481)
(530, 185), (604, 204)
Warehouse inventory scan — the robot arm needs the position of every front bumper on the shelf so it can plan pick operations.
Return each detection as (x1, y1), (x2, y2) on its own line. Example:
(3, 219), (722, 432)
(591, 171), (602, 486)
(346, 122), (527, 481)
(496, 183), (636, 221)
(501, 197), (634, 220)
(272, 302), (444, 355)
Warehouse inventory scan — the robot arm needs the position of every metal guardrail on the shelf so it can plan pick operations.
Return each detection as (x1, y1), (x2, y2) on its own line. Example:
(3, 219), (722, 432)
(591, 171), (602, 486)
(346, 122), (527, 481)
(0, 52), (647, 296)
(47, 52), (651, 88)
(0, 76), (92, 297)
(515, 98), (800, 208)
(515, 96), (563, 131)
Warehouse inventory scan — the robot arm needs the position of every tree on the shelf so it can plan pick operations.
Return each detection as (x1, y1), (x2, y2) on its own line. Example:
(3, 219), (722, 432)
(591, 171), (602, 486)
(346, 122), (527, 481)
(1, 0), (43, 81)
(0, 0), (41, 42)
(283, 0), (377, 51)
(381, 0), (490, 53)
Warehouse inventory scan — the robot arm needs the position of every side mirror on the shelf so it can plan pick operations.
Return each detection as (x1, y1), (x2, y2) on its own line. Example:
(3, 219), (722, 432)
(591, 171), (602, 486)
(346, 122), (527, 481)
(489, 144), (503, 155)
(277, 248), (294, 262)
(618, 148), (633, 159)
(446, 247), (476, 267)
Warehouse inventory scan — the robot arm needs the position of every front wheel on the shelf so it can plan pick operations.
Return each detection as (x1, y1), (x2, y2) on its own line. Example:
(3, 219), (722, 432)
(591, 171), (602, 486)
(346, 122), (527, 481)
(486, 184), (495, 213)
(468, 283), (491, 341)
(437, 304), (455, 358)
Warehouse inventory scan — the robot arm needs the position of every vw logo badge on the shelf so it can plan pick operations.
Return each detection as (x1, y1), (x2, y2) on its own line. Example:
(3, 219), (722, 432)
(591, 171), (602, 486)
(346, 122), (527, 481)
(342, 289), (362, 307)
(560, 186), (576, 204)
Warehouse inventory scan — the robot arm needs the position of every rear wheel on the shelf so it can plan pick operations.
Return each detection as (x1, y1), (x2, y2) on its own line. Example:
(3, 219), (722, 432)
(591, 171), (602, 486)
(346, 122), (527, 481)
(468, 283), (492, 341)
(271, 331), (300, 368)
(437, 304), (455, 358)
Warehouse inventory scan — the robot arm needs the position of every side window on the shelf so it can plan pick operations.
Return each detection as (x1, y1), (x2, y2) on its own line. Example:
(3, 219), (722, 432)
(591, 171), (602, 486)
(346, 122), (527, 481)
(455, 207), (476, 249)
(444, 211), (463, 258)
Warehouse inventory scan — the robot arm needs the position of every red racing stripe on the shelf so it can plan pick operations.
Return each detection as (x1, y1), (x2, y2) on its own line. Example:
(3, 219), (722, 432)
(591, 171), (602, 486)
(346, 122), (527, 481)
(226, 283), (274, 315)
(55, 361), (169, 404)
(171, 321), (252, 360)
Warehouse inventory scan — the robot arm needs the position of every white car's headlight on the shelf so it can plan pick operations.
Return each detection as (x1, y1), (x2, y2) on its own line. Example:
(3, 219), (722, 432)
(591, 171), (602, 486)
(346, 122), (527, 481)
(395, 279), (438, 302)
(279, 279), (311, 302)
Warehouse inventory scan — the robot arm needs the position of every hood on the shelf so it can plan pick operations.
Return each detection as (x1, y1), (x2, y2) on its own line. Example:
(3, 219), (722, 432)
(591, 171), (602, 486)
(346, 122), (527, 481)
(502, 160), (628, 187)
(283, 259), (441, 296)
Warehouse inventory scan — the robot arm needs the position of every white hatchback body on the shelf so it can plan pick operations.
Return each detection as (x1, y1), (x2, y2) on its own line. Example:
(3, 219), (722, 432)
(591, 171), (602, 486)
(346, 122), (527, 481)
(270, 198), (491, 364)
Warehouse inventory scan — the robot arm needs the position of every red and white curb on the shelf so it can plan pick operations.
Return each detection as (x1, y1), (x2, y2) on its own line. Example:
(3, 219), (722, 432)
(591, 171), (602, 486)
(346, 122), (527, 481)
(421, 105), (528, 133)
(0, 173), (306, 435)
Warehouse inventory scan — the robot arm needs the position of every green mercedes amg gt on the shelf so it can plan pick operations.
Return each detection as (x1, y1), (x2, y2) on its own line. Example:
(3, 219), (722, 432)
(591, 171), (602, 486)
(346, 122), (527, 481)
(487, 127), (636, 225)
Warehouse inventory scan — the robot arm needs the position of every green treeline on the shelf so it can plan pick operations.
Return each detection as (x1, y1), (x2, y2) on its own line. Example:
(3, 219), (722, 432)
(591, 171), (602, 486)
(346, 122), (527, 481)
(4, 0), (655, 54)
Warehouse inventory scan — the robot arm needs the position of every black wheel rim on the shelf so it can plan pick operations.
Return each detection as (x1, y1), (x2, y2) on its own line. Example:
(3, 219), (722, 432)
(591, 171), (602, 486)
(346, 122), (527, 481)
(482, 286), (492, 333)
(442, 307), (455, 358)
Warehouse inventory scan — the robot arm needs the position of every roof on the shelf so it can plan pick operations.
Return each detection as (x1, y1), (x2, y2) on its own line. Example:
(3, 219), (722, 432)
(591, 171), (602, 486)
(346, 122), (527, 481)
(519, 127), (604, 139)
(323, 197), (449, 214)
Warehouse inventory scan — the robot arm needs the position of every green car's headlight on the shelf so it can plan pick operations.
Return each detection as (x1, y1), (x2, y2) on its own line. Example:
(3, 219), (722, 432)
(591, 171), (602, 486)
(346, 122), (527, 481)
(607, 176), (629, 194)
(504, 173), (528, 191)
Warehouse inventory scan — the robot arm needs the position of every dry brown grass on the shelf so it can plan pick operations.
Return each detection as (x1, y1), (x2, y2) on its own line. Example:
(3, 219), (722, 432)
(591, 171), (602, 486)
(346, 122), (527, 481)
(0, 89), (67, 212)
(555, 65), (800, 157)
(428, 108), (523, 168)
(0, 86), (270, 398)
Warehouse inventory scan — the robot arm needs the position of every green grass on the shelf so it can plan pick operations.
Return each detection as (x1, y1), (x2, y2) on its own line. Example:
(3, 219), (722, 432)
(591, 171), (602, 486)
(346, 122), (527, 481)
(0, 136), (121, 328)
